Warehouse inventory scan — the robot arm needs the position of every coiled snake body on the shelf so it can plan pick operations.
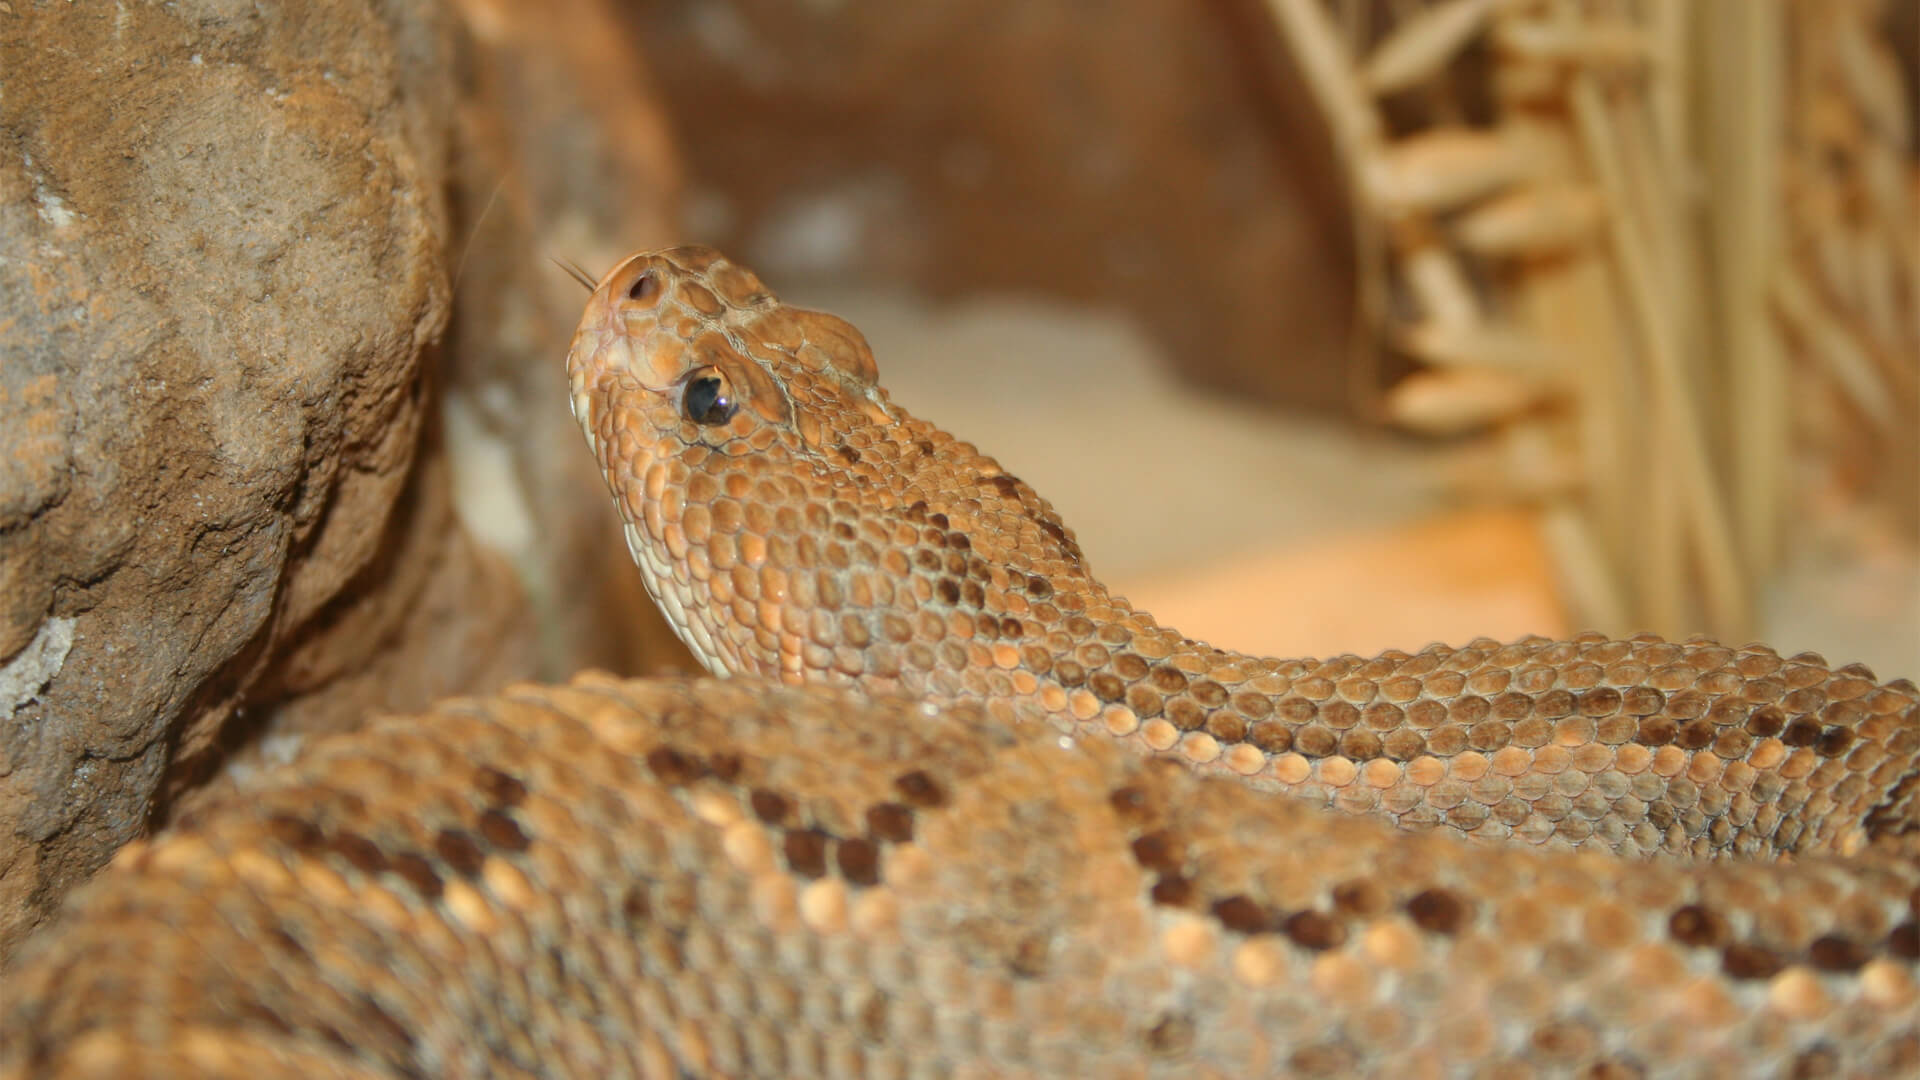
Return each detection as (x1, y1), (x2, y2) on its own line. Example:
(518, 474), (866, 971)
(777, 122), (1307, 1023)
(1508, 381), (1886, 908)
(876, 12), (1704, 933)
(5, 247), (1918, 1078)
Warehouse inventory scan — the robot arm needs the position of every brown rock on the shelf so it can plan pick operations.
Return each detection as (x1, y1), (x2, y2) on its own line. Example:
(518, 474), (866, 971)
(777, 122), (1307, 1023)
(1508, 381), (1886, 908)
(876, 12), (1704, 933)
(621, 0), (1366, 411)
(0, 0), (684, 962)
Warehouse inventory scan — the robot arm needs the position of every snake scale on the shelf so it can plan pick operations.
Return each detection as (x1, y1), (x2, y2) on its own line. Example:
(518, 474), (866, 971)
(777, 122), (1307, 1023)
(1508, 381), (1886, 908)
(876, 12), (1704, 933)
(4, 246), (1918, 1078)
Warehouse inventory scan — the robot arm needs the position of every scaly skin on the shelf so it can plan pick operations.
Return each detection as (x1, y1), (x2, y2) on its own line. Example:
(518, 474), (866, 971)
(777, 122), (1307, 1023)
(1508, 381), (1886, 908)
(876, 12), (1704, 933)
(4, 246), (1918, 1078)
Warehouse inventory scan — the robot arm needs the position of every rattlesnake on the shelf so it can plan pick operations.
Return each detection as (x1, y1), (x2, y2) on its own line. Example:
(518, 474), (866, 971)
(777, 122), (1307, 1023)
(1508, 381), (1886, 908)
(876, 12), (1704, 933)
(4, 246), (1916, 1078)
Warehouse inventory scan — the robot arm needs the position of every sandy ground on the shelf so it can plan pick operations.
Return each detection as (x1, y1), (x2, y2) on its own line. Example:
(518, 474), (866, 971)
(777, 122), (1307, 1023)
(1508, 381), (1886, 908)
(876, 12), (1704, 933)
(793, 284), (1920, 678)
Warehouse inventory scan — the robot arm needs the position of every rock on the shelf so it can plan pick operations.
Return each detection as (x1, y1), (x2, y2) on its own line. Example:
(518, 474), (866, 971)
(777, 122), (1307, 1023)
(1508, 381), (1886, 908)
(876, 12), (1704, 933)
(0, 0), (684, 962)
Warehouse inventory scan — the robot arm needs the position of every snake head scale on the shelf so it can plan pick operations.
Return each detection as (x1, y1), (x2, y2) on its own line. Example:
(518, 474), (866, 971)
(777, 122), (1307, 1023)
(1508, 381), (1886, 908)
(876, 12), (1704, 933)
(566, 246), (1093, 691)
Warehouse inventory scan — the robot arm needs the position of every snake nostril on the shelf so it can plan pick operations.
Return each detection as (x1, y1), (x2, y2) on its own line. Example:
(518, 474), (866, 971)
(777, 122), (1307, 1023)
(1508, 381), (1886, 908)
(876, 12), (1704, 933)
(627, 270), (661, 303)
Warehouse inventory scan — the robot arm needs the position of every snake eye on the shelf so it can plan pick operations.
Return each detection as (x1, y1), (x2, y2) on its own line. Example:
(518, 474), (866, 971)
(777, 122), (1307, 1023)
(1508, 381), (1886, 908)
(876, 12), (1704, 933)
(681, 366), (738, 426)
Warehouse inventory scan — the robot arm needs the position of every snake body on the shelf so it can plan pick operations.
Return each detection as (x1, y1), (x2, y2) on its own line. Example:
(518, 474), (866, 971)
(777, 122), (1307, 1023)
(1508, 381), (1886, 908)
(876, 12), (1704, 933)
(4, 246), (1918, 1077)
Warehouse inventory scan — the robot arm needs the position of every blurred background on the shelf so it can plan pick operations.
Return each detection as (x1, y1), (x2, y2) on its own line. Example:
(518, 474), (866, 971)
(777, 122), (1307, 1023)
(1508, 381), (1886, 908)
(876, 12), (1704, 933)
(2, 0), (1916, 960)
(547, 0), (1919, 673)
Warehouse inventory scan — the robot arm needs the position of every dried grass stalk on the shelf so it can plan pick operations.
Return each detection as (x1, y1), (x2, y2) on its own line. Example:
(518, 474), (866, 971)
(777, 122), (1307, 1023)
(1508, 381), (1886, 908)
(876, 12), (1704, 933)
(1287, 0), (1912, 641)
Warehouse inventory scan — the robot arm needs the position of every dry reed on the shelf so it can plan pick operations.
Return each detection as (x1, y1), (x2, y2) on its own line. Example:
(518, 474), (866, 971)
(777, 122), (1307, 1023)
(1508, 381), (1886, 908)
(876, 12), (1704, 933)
(1265, 0), (1918, 642)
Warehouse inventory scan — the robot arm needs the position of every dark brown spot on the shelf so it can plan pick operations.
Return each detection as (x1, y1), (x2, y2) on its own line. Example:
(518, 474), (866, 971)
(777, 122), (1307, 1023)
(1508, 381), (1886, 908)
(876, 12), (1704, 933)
(866, 802), (914, 843)
(1089, 672), (1127, 703)
(265, 813), (324, 851)
(1283, 910), (1348, 950)
(626, 270), (659, 301)
(1108, 785), (1151, 820)
(1274, 696), (1315, 724)
(1149, 666), (1189, 694)
(1126, 684), (1164, 718)
(1339, 731), (1383, 761)
(1026, 574), (1053, 599)
(1212, 895), (1271, 934)
(936, 578), (961, 605)
(836, 837), (881, 886)
(1248, 720), (1293, 754)
(988, 475), (1021, 497)
(1675, 722), (1713, 751)
(913, 549), (942, 571)
(1130, 830), (1182, 874)
(646, 746), (705, 785)
(1782, 719), (1821, 747)
(750, 788), (791, 825)
(709, 752), (743, 785)
(894, 769), (946, 808)
(1406, 888), (1467, 935)
(1155, 697), (1200, 731)
(783, 829), (830, 878)
(390, 853), (442, 899)
(1746, 705), (1786, 737)
(327, 829), (388, 876)
(473, 766), (527, 808)
(962, 581), (985, 607)
(1000, 617), (1024, 639)
(477, 809), (529, 853)
(1295, 726), (1338, 757)
(835, 445), (860, 465)
(1636, 717), (1677, 746)
(946, 531), (971, 551)
(620, 884), (649, 926)
(435, 828), (485, 879)
(1722, 942), (1785, 980)
(1807, 934), (1870, 972)
(1200, 709), (1244, 741)
(1054, 660), (1087, 687)
(1815, 727), (1854, 757)
(1151, 874), (1195, 907)
(928, 512), (949, 529)
(1668, 904), (1729, 947)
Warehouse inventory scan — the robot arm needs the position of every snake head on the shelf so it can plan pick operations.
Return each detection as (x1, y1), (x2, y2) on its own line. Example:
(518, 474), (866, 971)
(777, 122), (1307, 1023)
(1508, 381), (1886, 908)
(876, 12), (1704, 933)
(567, 244), (899, 468)
(566, 246), (922, 677)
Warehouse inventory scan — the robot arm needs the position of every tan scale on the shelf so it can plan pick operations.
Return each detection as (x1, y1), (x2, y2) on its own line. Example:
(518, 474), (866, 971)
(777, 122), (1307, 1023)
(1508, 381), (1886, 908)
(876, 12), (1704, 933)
(3, 247), (1918, 1077)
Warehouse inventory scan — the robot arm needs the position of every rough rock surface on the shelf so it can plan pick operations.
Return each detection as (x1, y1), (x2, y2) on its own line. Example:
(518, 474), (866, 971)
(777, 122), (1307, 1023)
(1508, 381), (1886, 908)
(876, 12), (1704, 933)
(623, 0), (1366, 412)
(0, 0), (682, 962)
